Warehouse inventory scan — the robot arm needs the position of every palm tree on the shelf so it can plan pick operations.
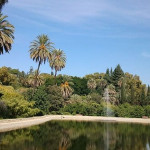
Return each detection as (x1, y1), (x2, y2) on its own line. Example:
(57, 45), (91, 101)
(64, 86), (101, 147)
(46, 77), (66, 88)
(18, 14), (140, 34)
(29, 34), (54, 75)
(0, 0), (8, 11)
(50, 49), (66, 77)
(87, 78), (97, 91)
(0, 13), (14, 55)
(28, 71), (43, 88)
(60, 75), (74, 99)
(61, 81), (73, 99)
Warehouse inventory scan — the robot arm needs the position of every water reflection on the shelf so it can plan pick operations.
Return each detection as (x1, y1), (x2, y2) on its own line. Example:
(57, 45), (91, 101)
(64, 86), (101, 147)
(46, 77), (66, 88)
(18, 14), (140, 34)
(0, 121), (150, 150)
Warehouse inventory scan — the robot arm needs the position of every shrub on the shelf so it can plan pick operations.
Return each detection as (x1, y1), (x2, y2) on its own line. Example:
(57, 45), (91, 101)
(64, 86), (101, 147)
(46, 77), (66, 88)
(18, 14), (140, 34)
(62, 102), (104, 116)
(62, 112), (71, 115)
(114, 103), (132, 118)
(115, 103), (145, 118)
(89, 93), (102, 104)
(47, 85), (64, 112)
(144, 105), (150, 117)
(130, 106), (145, 118)
(0, 85), (40, 118)
(32, 86), (49, 114)
(0, 101), (8, 118)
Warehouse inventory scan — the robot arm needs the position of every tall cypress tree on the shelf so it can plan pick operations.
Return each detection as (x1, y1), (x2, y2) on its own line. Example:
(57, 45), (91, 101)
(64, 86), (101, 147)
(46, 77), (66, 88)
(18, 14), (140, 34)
(147, 85), (150, 96)
(120, 80), (126, 104)
(110, 67), (113, 77)
(130, 85), (135, 104)
(106, 68), (110, 75)
(140, 87), (146, 106)
(104, 68), (111, 84)
(112, 64), (124, 90)
(146, 85), (150, 105)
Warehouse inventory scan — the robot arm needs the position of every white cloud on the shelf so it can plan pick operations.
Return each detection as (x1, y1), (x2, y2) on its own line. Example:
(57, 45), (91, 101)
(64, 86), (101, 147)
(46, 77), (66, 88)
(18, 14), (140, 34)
(8, 0), (150, 24)
(9, 0), (108, 23)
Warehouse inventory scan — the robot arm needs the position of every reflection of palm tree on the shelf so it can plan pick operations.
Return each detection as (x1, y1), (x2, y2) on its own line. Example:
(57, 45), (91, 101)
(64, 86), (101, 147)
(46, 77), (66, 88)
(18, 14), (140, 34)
(59, 135), (71, 150)
(86, 143), (96, 150)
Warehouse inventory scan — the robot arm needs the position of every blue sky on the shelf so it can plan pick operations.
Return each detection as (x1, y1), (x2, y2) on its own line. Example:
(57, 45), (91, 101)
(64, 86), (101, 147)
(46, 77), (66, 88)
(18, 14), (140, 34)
(1, 0), (150, 84)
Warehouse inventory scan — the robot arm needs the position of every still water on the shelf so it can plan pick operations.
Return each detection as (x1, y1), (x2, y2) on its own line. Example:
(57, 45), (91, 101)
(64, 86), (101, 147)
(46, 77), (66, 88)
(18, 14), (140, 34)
(0, 121), (150, 150)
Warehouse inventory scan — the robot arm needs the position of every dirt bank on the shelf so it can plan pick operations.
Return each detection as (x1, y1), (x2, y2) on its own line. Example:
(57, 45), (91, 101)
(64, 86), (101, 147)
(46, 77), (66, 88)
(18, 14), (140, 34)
(0, 115), (150, 132)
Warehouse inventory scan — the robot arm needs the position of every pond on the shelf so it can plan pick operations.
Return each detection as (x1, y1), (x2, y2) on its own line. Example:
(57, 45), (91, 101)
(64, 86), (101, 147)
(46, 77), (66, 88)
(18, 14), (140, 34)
(0, 121), (150, 150)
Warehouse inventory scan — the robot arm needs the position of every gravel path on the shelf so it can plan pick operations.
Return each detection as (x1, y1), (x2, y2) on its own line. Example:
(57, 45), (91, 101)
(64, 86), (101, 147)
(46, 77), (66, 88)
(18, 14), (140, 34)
(0, 115), (150, 132)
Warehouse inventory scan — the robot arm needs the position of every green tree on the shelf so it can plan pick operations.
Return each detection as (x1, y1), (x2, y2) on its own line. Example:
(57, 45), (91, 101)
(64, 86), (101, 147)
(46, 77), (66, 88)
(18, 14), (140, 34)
(112, 64), (124, 90)
(130, 85), (135, 104)
(0, 67), (15, 85)
(0, 85), (40, 118)
(140, 86), (146, 106)
(71, 77), (90, 95)
(27, 86), (49, 114)
(105, 84), (118, 105)
(61, 81), (73, 99)
(0, 13), (14, 54)
(146, 85), (150, 105)
(50, 49), (66, 77)
(123, 73), (143, 104)
(120, 80), (126, 104)
(47, 85), (64, 112)
(0, 100), (7, 118)
(87, 78), (97, 92)
(29, 34), (53, 75)
(28, 71), (43, 88)
(104, 68), (111, 84)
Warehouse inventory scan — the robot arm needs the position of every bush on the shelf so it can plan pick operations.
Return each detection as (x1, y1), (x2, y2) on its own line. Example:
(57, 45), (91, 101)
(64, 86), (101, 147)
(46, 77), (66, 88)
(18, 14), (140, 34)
(0, 85), (40, 118)
(115, 103), (132, 118)
(130, 106), (145, 118)
(47, 85), (64, 112)
(114, 103), (145, 118)
(62, 112), (71, 115)
(144, 105), (150, 117)
(62, 102), (104, 116)
(0, 101), (8, 118)
(32, 86), (49, 114)
(69, 94), (83, 103)
(89, 93), (102, 104)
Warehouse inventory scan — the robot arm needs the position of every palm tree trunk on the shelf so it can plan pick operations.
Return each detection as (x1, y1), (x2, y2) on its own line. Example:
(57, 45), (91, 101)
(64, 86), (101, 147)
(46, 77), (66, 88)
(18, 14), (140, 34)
(51, 69), (54, 76)
(34, 61), (41, 88)
(55, 70), (57, 78)
(54, 69), (57, 85)
(37, 61), (41, 76)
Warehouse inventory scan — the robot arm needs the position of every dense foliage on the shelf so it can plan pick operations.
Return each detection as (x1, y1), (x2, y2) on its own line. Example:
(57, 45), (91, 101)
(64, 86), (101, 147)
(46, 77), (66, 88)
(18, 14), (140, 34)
(0, 65), (150, 118)
(0, 84), (40, 118)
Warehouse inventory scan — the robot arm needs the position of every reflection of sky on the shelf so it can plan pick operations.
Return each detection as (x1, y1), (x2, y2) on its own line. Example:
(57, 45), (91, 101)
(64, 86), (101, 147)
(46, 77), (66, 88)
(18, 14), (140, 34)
(146, 143), (150, 150)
